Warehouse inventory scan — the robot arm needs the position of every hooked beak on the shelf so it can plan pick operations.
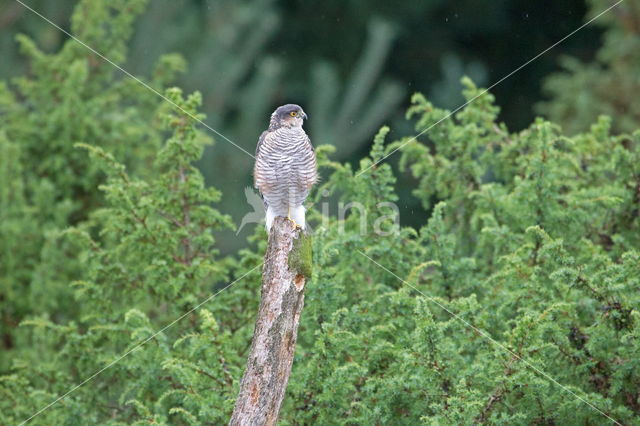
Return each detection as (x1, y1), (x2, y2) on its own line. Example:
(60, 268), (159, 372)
(301, 111), (308, 120)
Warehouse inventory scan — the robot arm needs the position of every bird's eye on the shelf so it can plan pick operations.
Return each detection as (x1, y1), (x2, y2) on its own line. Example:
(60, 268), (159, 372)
(289, 111), (298, 117)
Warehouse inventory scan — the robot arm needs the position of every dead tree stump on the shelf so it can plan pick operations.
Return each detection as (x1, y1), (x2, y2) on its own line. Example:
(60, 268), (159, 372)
(229, 217), (312, 426)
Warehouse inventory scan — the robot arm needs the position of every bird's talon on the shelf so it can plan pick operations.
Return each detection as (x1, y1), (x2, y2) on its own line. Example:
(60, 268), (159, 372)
(286, 215), (300, 229)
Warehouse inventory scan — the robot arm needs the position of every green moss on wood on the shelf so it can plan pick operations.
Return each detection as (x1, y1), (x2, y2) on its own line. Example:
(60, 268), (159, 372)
(288, 232), (313, 279)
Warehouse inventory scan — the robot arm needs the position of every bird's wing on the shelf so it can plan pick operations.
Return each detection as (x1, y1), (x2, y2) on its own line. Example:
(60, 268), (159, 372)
(254, 130), (272, 208)
(255, 130), (269, 158)
(298, 133), (318, 191)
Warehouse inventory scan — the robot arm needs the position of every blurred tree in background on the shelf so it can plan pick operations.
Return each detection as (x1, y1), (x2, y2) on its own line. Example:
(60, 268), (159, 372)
(538, 0), (640, 134)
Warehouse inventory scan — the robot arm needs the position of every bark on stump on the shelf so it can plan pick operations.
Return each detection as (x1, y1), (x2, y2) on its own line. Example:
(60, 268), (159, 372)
(229, 217), (312, 426)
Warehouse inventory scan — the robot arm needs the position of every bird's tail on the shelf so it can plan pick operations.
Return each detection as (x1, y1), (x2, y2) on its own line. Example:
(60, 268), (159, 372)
(265, 206), (276, 232)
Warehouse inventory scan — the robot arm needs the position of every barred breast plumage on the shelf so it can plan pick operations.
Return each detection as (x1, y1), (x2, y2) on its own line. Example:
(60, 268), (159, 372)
(254, 104), (317, 231)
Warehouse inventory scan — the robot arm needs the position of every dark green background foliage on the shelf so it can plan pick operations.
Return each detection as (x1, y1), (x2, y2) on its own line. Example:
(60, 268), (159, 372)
(1, 0), (639, 424)
(4, 0), (635, 252)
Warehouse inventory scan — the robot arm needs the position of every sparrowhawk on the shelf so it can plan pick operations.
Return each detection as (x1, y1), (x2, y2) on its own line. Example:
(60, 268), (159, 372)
(254, 104), (317, 231)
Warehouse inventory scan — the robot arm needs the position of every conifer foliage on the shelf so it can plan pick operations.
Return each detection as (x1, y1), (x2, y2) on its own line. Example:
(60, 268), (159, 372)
(1, 1), (639, 424)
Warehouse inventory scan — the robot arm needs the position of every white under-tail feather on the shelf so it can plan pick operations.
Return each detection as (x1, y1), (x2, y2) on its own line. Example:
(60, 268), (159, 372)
(265, 205), (306, 232)
(265, 206), (276, 232)
(290, 205), (306, 229)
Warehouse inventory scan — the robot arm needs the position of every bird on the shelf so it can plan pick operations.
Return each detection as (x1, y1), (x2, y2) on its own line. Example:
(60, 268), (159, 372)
(254, 104), (317, 232)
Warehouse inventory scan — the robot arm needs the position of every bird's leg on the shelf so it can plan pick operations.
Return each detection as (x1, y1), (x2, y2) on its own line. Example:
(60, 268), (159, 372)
(287, 207), (300, 229)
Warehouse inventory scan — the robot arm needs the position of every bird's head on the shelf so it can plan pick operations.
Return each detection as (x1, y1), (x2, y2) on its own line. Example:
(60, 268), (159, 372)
(269, 104), (307, 129)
